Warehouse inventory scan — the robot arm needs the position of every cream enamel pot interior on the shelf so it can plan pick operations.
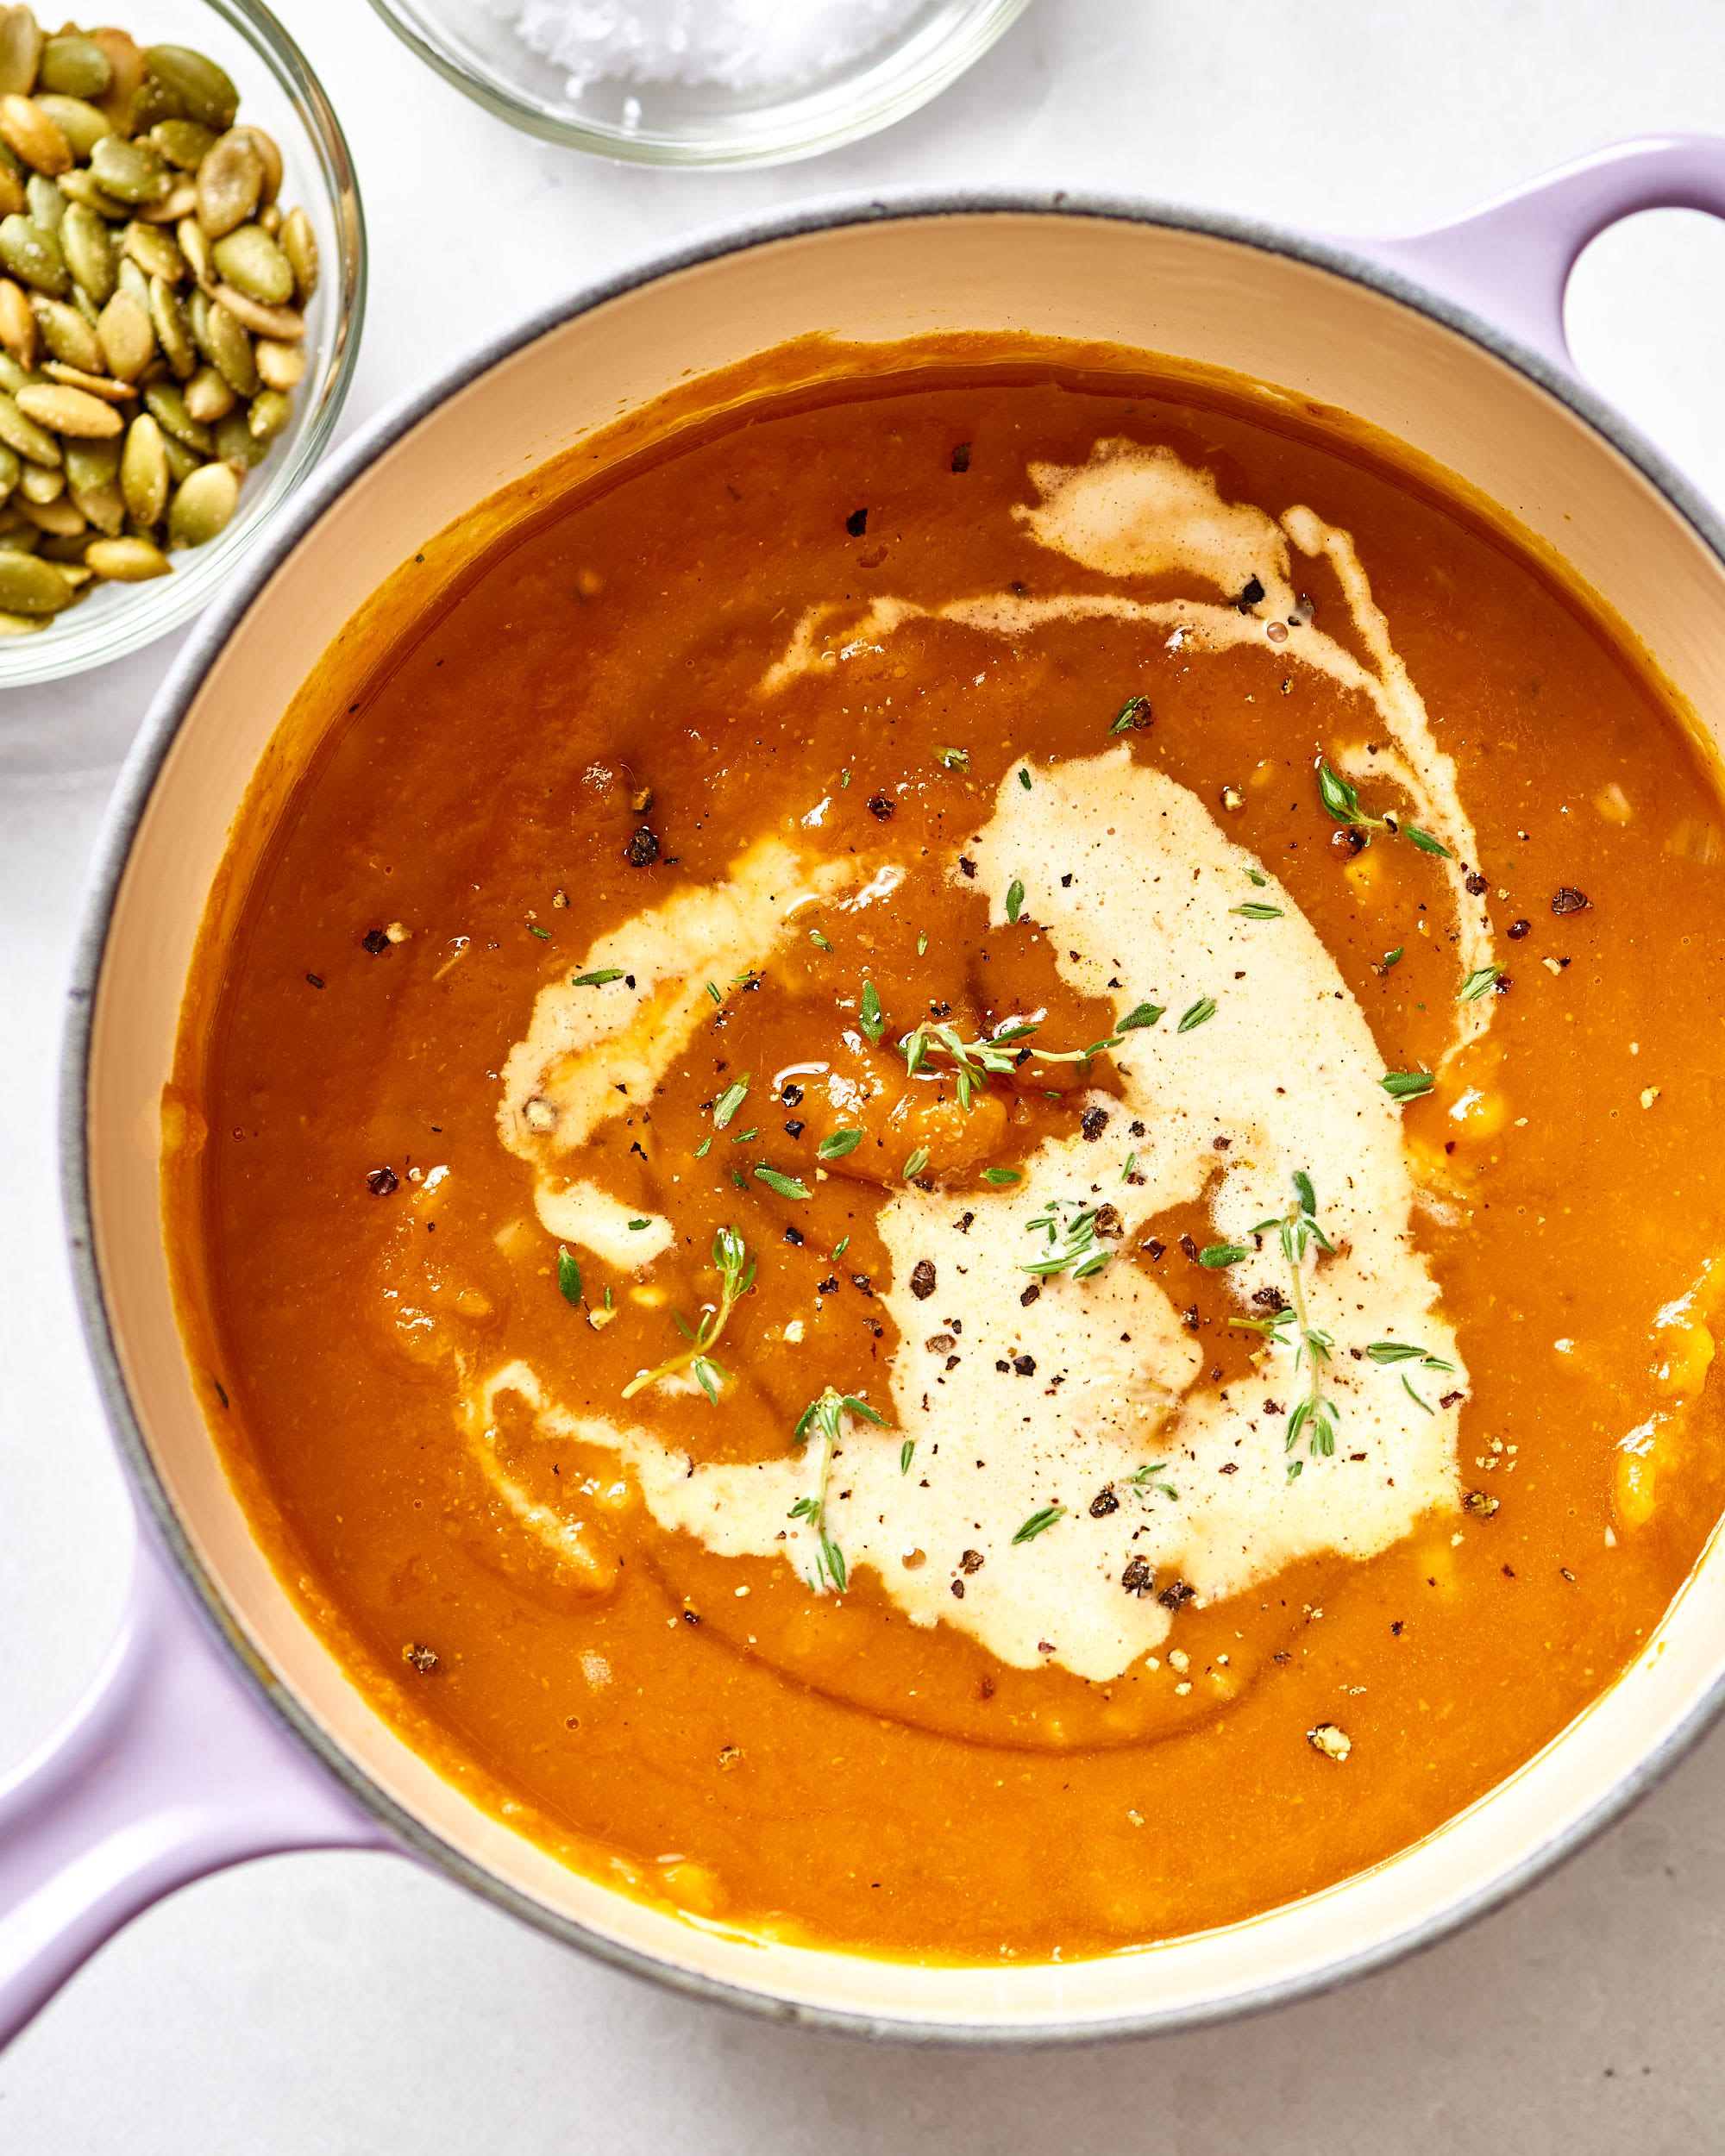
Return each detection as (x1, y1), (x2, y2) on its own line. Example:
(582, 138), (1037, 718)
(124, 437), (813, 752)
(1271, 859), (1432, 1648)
(16, 138), (1725, 2048)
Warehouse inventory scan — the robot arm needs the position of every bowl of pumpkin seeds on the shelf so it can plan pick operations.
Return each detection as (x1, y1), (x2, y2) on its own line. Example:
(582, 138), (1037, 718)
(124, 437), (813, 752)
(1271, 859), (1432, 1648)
(0, 0), (363, 680)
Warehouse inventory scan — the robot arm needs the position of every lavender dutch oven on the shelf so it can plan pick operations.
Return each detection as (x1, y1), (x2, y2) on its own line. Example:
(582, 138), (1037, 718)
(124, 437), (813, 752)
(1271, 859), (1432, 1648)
(9, 140), (1725, 2048)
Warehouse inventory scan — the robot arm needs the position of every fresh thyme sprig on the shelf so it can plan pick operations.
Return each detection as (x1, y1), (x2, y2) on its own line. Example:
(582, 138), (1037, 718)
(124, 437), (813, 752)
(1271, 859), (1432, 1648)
(1317, 760), (1452, 858)
(1022, 1198), (1111, 1281)
(1205, 1171), (1338, 1479)
(620, 1226), (755, 1403)
(895, 1015), (1126, 1111)
(789, 1387), (889, 1594)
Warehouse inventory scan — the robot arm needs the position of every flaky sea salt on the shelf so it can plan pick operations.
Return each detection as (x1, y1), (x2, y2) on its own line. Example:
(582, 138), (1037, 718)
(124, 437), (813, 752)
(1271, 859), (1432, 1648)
(486, 0), (928, 97)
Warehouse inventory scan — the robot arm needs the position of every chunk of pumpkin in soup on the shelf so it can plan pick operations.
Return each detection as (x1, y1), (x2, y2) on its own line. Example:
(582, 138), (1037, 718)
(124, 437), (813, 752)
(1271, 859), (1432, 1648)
(171, 346), (1725, 1968)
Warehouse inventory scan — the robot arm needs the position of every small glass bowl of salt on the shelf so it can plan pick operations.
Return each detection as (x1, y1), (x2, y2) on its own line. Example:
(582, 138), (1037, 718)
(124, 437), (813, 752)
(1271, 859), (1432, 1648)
(367, 0), (1029, 167)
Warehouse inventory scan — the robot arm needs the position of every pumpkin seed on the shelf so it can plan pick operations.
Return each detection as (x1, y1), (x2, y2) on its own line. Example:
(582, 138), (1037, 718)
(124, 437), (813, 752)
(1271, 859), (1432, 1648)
(0, 8), (41, 98)
(18, 489), (82, 533)
(30, 294), (99, 371)
(91, 132), (169, 204)
(0, 273), (31, 362)
(0, 522), (37, 552)
(0, 347), (30, 391)
(64, 436), (120, 491)
(149, 118), (215, 170)
(159, 427), (199, 484)
(16, 457), (61, 501)
(0, 547), (72, 611)
(247, 386), (291, 442)
(86, 532), (168, 580)
(59, 202), (114, 303)
(17, 381), (122, 436)
(234, 123), (282, 206)
(0, 210), (63, 293)
(22, 172), (59, 230)
(68, 478), (122, 535)
(96, 289), (150, 379)
(253, 336), (303, 392)
(142, 46), (238, 134)
(119, 409), (166, 523)
(279, 206), (317, 304)
(256, 202), (279, 239)
(0, 605), (46, 630)
(0, 96), (71, 176)
(41, 360), (132, 403)
(148, 273), (193, 379)
(0, 385), (58, 462)
(166, 455), (236, 547)
(122, 218), (183, 282)
(0, 162), (22, 217)
(183, 363), (233, 423)
(196, 128), (260, 238)
(141, 377), (210, 454)
(113, 254), (148, 310)
(0, 436), (18, 495)
(69, 282), (97, 327)
(213, 405), (265, 470)
(174, 212), (210, 283)
(40, 36), (113, 100)
(56, 167), (127, 218)
(210, 222), (290, 305)
(46, 549), (91, 579)
(208, 282), (299, 340)
(188, 287), (252, 394)
(34, 96), (110, 162)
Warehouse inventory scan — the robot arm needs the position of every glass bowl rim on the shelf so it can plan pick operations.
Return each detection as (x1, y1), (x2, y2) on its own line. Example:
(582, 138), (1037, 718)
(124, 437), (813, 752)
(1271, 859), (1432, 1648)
(364, 0), (1031, 170)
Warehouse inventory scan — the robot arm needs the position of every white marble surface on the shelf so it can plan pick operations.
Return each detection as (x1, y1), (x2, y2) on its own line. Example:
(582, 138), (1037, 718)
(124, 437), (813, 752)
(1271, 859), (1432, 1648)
(6, 0), (1725, 2143)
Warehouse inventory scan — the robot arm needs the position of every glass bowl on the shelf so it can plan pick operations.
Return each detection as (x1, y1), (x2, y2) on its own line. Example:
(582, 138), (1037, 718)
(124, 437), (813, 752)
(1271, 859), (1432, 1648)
(0, 0), (365, 686)
(367, 0), (1030, 169)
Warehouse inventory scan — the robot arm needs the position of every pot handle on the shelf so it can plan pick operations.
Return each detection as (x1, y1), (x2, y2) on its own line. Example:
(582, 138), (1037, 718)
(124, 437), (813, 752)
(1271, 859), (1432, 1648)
(0, 1524), (391, 2049)
(1352, 134), (1725, 376)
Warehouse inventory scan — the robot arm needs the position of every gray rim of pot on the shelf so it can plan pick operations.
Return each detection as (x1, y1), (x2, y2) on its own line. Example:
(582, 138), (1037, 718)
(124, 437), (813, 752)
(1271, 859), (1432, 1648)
(59, 184), (1725, 2049)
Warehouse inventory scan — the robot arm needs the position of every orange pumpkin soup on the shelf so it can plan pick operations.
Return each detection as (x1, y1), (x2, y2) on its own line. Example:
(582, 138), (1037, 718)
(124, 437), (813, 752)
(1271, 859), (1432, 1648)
(165, 343), (1725, 1964)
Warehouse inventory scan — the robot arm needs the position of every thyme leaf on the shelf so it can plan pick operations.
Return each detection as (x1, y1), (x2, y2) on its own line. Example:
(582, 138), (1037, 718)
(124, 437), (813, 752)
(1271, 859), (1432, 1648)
(1006, 878), (1026, 924)
(982, 1167), (1021, 1185)
(556, 1245), (581, 1305)
(1123, 1461), (1179, 1503)
(809, 930), (833, 951)
(754, 1165), (811, 1200)
(860, 981), (886, 1045)
(1199, 1242), (1249, 1268)
(1177, 996), (1217, 1032)
(1231, 902), (1283, 921)
(1118, 1000), (1164, 1032)
(712, 1074), (750, 1129)
(571, 968), (625, 987)
(1459, 964), (1505, 1002)
(1381, 1070), (1435, 1100)
(818, 1128), (864, 1160)
(1012, 1504), (1067, 1544)
(1018, 767), (1032, 791)
(904, 1148), (930, 1180)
